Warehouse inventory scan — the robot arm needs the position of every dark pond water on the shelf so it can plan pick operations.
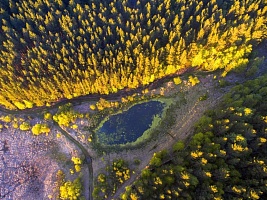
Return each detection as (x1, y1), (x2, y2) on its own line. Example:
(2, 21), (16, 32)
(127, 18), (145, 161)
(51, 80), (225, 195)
(97, 101), (165, 145)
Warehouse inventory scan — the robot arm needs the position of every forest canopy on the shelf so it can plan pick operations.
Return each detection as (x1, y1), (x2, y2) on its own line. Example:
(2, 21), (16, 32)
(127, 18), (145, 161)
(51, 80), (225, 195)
(121, 74), (267, 199)
(0, 0), (266, 109)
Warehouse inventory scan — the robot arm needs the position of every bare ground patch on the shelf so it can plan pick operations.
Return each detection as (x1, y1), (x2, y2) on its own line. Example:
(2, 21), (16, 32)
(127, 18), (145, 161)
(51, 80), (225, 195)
(0, 120), (84, 199)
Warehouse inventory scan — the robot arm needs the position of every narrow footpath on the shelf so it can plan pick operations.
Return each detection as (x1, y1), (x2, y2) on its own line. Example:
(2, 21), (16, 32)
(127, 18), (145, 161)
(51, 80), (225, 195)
(53, 122), (93, 200)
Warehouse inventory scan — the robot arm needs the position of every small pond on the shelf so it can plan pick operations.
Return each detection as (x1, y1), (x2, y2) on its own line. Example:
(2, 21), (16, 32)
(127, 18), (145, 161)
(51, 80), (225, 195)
(96, 101), (165, 145)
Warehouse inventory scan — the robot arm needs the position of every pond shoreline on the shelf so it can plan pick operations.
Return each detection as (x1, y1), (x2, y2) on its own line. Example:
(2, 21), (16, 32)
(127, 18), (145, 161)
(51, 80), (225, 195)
(90, 96), (179, 152)
(95, 101), (165, 145)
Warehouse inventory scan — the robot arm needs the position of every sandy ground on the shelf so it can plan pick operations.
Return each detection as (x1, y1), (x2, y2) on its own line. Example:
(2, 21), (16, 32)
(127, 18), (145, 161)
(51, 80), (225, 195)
(0, 117), (83, 200)
(0, 125), (59, 199)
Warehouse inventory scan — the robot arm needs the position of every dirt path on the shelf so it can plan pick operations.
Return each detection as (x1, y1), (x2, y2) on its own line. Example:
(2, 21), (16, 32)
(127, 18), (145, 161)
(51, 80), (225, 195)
(1, 41), (266, 200)
(109, 40), (267, 199)
(109, 81), (226, 200)
(53, 122), (93, 200)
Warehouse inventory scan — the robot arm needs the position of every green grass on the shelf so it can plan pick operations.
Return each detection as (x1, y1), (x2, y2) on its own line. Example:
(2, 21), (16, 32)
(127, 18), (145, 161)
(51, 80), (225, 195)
(90, 96), (185, 154)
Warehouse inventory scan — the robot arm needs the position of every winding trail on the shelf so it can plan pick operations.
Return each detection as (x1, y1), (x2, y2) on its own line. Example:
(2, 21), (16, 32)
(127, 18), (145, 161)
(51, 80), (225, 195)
(109, 40), (267, 199)
(109, 88), (226, 200)
(0, 68), (187, 200)
(0, 41), (266, 199)
(0, 68), (193, 200)
(53, 122), (93, 200)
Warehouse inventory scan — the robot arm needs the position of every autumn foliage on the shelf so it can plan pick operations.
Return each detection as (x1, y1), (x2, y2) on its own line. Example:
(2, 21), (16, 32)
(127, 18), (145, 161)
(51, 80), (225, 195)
(0, 0), (266, 109)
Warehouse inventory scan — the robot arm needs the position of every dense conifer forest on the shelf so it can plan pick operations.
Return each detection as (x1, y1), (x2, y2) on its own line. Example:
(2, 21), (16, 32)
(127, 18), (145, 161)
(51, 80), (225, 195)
(121, 75), (267, 199)
(0, 0), (266, 109)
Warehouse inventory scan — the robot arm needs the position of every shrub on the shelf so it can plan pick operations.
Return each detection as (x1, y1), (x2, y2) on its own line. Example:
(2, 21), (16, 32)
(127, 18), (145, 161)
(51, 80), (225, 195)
(44, 112), (52, 120)
(0, 115), (12, 123)
(173, 77), (182, 85)
(173, 141), (185, 152)
(59, 178), (82, 199)
(31, 123), (50, 135)
(189, 76), (200, 86)
(19, 122), (30, 131)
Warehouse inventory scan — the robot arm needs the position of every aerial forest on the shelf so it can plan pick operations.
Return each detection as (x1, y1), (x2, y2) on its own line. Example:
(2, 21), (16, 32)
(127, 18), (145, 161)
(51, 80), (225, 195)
(121, 75), (267, 200)
(0, 0), (266, 109)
